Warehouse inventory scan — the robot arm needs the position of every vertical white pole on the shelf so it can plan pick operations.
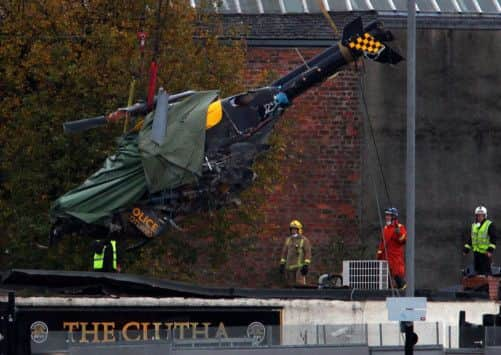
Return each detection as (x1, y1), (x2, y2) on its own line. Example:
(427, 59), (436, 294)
(406, 0), (416, 297)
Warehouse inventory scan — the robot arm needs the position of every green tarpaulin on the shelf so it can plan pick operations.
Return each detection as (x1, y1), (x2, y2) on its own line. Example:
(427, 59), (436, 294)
(50, 91), (218, 224)
(139, 91), (218, 192)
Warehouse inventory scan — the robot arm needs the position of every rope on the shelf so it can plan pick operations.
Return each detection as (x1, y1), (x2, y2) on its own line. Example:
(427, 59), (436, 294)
(294, 48), (310, 69)
(317, 0), (339, 37)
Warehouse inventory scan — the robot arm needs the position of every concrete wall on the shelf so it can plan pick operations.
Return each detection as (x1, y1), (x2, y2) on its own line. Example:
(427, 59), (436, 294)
(362, 29), (501, 289)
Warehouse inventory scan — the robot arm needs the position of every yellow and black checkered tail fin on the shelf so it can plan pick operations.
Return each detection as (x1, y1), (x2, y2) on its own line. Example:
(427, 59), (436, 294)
(347, 32), (386, 57)
(341, 17), (404, 65)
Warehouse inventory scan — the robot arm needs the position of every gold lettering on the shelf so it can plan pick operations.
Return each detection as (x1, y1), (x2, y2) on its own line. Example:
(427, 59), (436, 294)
(141, 322), (150, 340)
(215, 322), (228, 339)
(63, 319), (234, 343)
(191, 322), (210, 339)
(102, 322), (115, 343)
(122, 322), (141, 341)
(164, 322), (173, 339)
(63, 322), (79, 343)
(174, 322), (191, 339)
(152, 322), (162, 340)
(80, 322), (100, 343)
(132, 208), (141, 217)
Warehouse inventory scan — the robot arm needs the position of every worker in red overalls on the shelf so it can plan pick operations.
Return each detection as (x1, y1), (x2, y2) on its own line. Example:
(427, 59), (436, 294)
(376, 207), (407, 290)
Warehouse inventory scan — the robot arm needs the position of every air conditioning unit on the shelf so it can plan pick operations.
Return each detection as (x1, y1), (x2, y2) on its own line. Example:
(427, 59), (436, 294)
(342, 260), (389, 290)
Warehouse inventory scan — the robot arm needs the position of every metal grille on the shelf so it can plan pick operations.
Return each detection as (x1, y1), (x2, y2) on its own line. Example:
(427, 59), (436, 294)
(342, 260), (389, 290)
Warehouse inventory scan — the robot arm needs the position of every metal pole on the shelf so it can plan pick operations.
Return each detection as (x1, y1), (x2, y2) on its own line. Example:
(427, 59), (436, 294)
(7, 291), (16, 355)
(406, 0), (416, 297)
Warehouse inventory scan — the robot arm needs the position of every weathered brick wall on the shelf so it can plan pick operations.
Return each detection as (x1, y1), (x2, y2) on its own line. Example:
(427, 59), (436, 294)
(188, 47), (363, 287)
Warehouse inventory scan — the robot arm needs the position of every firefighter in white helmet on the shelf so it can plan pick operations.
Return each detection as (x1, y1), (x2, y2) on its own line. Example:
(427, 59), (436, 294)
(463, 206), (497, 275)
(279, 220), (312, 287)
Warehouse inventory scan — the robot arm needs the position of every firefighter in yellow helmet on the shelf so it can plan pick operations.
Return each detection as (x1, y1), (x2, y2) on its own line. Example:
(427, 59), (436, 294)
(279, 220), (312, 286)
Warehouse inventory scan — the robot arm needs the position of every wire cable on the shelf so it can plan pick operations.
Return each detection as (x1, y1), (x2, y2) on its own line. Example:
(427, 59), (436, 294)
(359, 61), (392, 207)
(356, 61), (399, 296)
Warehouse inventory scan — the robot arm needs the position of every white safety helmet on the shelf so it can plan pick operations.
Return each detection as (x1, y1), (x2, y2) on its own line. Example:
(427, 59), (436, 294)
(474, 206), (487, 217)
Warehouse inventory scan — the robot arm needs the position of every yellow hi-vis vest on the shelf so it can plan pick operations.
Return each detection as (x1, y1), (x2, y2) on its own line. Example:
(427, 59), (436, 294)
(471, 220), (495, 254)
(93, 240), (117, 270)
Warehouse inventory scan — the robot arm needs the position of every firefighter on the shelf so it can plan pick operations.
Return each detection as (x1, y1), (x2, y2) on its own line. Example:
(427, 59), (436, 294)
(377, 207), (407, 290)
(463, 206), (496, 275)
(279, 220), (312, 287)
(92, 238), (118, 272)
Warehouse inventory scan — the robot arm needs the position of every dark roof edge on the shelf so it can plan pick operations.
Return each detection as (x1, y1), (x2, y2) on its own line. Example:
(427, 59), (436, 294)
(378, 13), (501, 30)
(0, 269), (490, 302)
(219, 12), (501, 46)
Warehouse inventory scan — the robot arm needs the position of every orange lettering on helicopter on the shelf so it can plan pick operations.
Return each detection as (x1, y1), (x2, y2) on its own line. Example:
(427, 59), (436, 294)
(129, 208), (159, 237)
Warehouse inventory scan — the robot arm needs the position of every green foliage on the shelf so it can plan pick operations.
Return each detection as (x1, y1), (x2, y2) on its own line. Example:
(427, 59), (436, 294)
(0, 0), (245, 270)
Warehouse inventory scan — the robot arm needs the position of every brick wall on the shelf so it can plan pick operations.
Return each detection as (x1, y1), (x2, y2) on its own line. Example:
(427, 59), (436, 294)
(191, 47), (363, 287)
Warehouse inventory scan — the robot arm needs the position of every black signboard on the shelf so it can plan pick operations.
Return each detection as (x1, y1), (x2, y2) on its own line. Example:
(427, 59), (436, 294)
(12, 305), (281, 355)
(128, 207), (168, 238)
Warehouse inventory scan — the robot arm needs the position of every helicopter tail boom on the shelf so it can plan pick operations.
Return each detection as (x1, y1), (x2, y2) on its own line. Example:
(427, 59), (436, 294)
(272, 17), (403, 102)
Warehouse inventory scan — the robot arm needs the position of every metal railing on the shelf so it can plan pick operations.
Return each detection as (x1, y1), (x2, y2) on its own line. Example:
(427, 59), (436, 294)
(189, 0), (501, 14)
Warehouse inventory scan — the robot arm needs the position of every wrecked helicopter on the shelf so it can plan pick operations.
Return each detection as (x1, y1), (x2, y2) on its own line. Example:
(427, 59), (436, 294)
(49, 17), (403, 250)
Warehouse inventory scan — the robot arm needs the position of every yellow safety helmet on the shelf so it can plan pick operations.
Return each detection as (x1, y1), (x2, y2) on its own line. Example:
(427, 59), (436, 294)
(289, 220), (303, 234)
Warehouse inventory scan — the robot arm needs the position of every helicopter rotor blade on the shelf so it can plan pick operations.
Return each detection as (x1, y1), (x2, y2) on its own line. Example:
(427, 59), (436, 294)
(63, 115), (107, 134)
(62, 90), (197, 135)
(151, 88), (169, 145)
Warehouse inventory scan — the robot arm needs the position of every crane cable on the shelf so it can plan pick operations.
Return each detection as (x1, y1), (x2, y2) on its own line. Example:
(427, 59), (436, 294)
(359, 62), (392, 206)
(357, 60), (400, 296)
(317, 0), (392, 205)
(123, 1), (148, 133)
(316, 1), (400, 295)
